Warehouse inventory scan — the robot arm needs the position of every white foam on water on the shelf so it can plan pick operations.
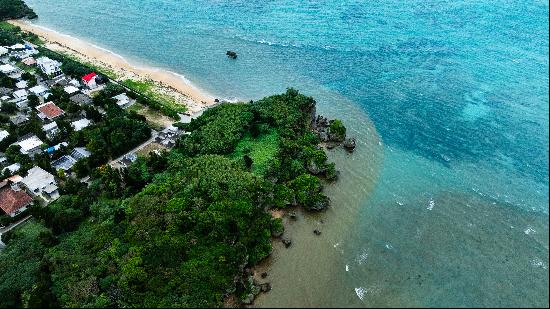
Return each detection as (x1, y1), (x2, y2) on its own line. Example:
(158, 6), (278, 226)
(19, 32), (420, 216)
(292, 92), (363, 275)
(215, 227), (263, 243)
(356, 249), (369, 265)
(531, 258), (548, 270)
(427, 199), (435, 210)
(346, 264), (349, 272)
(385, 243), (393, 250)
(524, 227), (536, 235)
(354, 287), (366, 301)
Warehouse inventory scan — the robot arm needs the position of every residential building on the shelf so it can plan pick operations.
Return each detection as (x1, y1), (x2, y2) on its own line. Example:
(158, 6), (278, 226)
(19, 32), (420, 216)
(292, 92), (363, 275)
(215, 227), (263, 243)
(64, 85), (79, 95)
(0, 46), (8, 56)
(12, 89), (27, 100)
(52, 155), (77, 172)
(69, 93), (92, 105)
(36, 102), (65, 120)
(0, 64), (17, 75)
(70, 147), (91, 160)
(0, 129), (9, 142)
(0, 153), (6, 166)
(13, 135), (43, 157)
(21, 166), (59, 201)
(21, 57), (36, 66)
(71, 118), (91, 131)
(36, 57), (62, 76)
(9, 113), (28, 126)
(0, 180), (33, 217)
(3, 163), (21, 174)
(112, 93), (135, 109)
(15, 80), (28, 89)
(29, 85), (49, 97)
(42, 122), (59, 139)
(82, 72), (97, 89)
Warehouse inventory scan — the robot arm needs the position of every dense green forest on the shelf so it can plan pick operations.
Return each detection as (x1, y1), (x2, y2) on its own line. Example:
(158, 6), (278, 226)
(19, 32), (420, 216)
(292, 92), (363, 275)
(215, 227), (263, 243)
(0, 89), (343, 307)
(0, 0), (37, 21)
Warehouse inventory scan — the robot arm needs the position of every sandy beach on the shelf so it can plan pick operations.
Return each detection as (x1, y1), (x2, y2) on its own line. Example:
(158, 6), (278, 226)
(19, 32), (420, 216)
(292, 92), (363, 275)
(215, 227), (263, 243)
(8, 19), (216, 113)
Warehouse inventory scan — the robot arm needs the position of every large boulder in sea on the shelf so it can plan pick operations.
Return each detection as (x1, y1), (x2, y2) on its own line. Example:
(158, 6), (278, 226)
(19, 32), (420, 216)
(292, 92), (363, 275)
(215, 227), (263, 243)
(226, 50), (238, 59)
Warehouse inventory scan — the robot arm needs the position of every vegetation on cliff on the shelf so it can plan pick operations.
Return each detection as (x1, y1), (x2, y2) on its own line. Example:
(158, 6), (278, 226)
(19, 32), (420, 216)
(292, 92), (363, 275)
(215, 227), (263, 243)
(0, 89), (347, 307)
(0, 0), (37, 21)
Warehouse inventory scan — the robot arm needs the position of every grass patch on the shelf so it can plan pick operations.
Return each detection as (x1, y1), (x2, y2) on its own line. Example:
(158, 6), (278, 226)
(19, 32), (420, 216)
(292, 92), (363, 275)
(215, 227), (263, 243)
(122, 79), (186, 113)
(59, 52), (120, 79)
(232, 130), (279, 175)
(130, 103), (173, 130)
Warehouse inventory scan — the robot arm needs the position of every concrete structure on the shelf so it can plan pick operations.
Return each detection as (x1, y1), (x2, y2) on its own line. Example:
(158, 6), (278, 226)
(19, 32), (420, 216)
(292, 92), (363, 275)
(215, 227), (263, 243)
(63, 85), (79, 95)
(42, 122), (59, 139)
(112, 93), (135, 109)
(0, 64), (17, 74)
(36, 57), (62, 76)
(0, 130), (9, 142)
(29, 85), (49, 97)
(71, 118), (91, 131)
(0, 181), (33, 217)
(13, 135), (43, 157)
(21, 166), (59, 201)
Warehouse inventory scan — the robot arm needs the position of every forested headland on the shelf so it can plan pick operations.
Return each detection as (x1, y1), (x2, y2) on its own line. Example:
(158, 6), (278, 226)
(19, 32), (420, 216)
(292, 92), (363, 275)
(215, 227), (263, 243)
(0, 89), (348, 307)
(0, 0), (37, 21)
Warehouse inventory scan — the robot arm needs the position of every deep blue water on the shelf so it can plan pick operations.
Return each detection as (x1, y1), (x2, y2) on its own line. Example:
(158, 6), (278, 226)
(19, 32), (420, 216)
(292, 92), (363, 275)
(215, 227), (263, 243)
(23, 0), (549, 306)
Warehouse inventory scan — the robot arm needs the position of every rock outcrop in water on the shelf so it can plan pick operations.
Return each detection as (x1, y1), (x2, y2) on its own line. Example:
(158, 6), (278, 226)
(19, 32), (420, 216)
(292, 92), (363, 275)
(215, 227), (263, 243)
(226, 50), (238, 59)
(313, 115), (356, 152)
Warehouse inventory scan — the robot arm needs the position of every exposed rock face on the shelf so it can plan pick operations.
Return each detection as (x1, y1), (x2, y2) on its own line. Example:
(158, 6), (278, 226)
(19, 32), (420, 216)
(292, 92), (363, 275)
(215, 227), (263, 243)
(311, 195), (330, 211)
(288, 212), (297, 220)
(261, 272), (268, 279)
(313, 229), (322, 236)
(307, 160), (326, 175)
(271, 229), (283, 238)
(343, 137), (356, 152)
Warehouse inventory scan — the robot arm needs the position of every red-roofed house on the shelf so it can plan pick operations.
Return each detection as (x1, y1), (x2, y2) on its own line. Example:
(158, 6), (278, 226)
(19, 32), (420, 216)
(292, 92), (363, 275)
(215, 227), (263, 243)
(82, 72), (97, 89)
(0, 181), (33, 217)
(36, 102), (65, 120)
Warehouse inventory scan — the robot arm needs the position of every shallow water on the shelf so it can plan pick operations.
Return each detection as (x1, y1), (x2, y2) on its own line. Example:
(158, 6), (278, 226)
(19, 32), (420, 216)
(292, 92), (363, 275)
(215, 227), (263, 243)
(24, 0), (549, 306)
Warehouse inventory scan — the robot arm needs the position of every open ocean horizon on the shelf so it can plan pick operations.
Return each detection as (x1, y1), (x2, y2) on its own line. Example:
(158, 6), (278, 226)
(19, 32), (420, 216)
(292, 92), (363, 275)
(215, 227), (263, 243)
(23, 0), (549, 307)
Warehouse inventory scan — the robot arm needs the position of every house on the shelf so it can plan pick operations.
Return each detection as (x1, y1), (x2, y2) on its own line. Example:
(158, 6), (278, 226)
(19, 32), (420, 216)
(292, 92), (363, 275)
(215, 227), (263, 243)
(64, 85), (79, 95)
(112, 93), (134, 109)
(21, 57), (36, 66)
(70, 147), (91, 160)
(69, 93), (92, 105)
(0, 64), (17, 75)
(0, 129), (9, 142)
(9, 43), (25, 50)
(21, 166), (59, 201)
(71, 118), (91, 131)
(15, 80), (28, 89)
(13, 135), (44, 157)
(82, 72), (97, 89)
(42, 122), (59, 139)
(0, 46), (8, 56)
(0, 180), (33, 217)
(13, 89), (28, 100)
(29, 85), (49, 97)
(36, 102), (65, 120)
(36, 57), (62, 76)
(9, 113), (29, 126)
(52, 155), (77, 172)
(2, 163), (21, 174)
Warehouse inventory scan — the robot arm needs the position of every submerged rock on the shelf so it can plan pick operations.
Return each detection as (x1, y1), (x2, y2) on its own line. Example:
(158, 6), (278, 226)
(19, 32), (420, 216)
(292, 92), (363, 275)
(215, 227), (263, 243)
(260, 283), (272, 293)
(226, 50), (238, 59)
(344, 137), (356, 152)
(261, 272), (268, 279)
(282, 238), (292, 248)
(313, 229), (322, 236)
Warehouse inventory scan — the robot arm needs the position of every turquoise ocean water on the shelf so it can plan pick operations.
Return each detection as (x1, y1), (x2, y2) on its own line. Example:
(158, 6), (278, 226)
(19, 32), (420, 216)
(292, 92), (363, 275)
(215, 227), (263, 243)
(23, 0), (548, 307)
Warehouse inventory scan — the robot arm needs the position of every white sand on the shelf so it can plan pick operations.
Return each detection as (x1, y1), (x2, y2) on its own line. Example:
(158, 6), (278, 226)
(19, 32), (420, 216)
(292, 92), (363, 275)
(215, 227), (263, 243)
(8, 20), (216, 113)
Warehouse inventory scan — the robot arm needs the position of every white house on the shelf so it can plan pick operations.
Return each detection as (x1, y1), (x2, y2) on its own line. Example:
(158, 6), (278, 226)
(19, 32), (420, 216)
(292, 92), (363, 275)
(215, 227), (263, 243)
(0, 64), (18, 75)
(0, 129), (9, 142)
(12, 89), (28, 100)
(2, 163), (21, 174)
(71, 118), (91, 131)
(63, 85), (79, 95)
(29, 85), (49, 97)
(15, 80), (28, 89)
(13, 135), (44, 157)
(112, 93), (134, 109)
(21, 166), (59, 202)
(0, 46), (8, 56)
(42, 122), (59, 139)
(36, 57), (62, 76)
